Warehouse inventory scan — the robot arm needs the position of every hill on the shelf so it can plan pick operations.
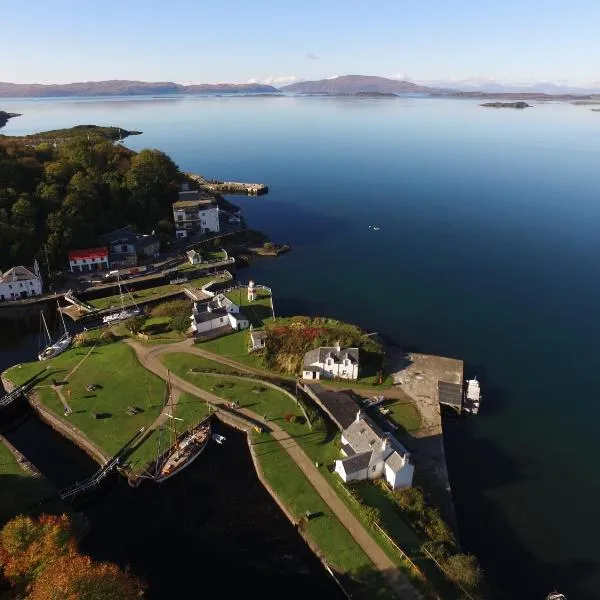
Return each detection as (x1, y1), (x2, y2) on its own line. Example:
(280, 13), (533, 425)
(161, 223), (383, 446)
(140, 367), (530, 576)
(0, 110), (20, 128)
(280, 75), (444, 94)
(0, 80), (279, 98)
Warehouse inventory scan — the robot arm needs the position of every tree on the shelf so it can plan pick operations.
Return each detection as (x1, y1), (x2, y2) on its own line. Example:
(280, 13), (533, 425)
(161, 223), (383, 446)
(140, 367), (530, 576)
(0, 514), (75, 588)
(171, 313), (191, 333)
(442, 553), (483, 590)
(125, 315), (147, 334)
(28, 554), (145, 600)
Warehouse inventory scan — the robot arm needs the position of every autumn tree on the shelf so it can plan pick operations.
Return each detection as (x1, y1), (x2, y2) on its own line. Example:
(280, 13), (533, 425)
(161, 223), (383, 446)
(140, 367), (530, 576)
(28, 554), (145, 600)
(0, 514), (75, 588)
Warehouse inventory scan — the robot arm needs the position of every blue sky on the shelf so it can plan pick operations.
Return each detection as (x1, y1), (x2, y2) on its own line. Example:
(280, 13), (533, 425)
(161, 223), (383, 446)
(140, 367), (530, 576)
(2, 0), (599, 85)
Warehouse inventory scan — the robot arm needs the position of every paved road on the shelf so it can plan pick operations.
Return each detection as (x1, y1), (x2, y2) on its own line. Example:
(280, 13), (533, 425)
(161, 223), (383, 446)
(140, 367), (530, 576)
(127, 339), (422, 600)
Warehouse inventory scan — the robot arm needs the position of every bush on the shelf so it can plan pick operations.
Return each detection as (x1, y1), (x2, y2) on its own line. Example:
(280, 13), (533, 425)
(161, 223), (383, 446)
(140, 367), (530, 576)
(124, 315), (147, 334)
(150, 299), (190, 319)
(171, 313), (191, 333)
(442, 553), (483, 590)
(99, 331), (117, 344)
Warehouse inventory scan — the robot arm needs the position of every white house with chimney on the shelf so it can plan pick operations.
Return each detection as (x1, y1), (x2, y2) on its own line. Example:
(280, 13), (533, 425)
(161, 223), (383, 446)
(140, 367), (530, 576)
(334, 410), (414, 490)
(190, 293), (249, 335)
(0, 265), (43, 301)
(302, 343), (359, 380)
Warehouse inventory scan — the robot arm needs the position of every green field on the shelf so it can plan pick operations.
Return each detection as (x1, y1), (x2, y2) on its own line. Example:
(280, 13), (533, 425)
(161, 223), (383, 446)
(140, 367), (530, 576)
(162, 353), (303, 425)
(6, 341), (165, 457)
(250, 431), (395, 600)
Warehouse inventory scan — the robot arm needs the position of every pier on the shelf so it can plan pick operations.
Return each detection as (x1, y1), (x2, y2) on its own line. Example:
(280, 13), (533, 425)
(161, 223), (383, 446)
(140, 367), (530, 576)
(188, 173), (268, 196)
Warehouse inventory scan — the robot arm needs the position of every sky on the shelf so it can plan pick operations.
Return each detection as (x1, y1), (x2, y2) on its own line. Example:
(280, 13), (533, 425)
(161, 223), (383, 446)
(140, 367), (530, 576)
(2, 0), (599, 86)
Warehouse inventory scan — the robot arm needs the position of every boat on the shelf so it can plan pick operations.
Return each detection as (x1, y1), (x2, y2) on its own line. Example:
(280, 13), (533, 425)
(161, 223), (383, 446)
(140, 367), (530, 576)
(362, 395), (385, 409)
(212, 433), (226, 444)
(154, 372), (211, 483)
(463, 376), (481, 414)
(546, 593), (567, 600)
(102, 273), (141, 325)
(38, 304), (72, 361)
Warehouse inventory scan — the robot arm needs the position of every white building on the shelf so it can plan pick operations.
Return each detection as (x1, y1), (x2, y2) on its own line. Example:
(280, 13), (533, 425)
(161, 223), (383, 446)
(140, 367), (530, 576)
(0, 265), (43, 301)
(186, 249), (203, 265)
(334, 410), (414, 490)
(68, 247), (110, 273)
(302, 343), (359, 380)
(173, 190), (220, 239)
(249, 328), (267, 352)
(190, 293), (249, 335)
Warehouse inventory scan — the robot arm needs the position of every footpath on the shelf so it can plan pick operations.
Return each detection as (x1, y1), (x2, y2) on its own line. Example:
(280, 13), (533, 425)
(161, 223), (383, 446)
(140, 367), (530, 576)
(127, 339), (422, 600)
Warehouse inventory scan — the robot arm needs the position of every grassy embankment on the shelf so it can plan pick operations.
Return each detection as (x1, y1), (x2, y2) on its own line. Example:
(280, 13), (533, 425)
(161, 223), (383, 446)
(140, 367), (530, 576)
(4, 339), (165, 469)
(89, 274), (228, 311)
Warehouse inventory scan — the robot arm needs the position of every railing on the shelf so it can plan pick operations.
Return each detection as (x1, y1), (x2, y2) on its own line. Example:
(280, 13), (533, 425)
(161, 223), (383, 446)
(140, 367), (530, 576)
(59, 456), (120, 501)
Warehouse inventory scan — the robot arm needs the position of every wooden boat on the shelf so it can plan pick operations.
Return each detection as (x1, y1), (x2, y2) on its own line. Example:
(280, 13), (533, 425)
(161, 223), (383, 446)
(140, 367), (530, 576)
(38, 304), (72, 361)
(154, 372), (211, 483)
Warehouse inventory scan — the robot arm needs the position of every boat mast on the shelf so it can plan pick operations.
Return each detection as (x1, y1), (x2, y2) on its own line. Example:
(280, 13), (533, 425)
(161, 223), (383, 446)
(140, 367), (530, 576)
(40, 310), (52, 346)
(58, 301), (68, 337)
(166, 371), (179, 457)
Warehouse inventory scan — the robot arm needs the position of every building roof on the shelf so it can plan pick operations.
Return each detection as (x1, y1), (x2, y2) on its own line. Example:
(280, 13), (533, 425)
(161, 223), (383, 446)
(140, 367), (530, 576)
(251, 330), (268, 341)
(0, 266), (38, 283)
(98, 225), (136, 245)
(208, 293), (238, 311)
(136, 234), (159, 249)
(300, 383), (359, 430)
(68, 247), (108, 261)
(337, 451), (372, 474)
(192, 306), (229, 324)
(438, 380), (463, 409)
(303, 346), (359, 367)
(343, 417), (384, 454)
(186, 249), (201, 260)
(173, 198), (217, 209)
(384, 451), (406, 473)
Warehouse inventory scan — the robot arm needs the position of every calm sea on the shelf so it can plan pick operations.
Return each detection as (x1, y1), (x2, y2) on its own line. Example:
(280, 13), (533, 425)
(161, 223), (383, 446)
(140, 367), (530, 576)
(2, 95), (600, 599)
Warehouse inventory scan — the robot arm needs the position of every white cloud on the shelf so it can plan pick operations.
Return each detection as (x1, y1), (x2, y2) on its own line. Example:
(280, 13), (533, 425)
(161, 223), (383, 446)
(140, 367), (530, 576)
(387, 73), (409, 81)
(305, 53), (319, 60)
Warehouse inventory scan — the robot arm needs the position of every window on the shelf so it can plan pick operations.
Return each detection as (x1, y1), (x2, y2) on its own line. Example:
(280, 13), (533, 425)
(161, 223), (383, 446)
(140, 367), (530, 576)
(372, 465), (376, 472)
(82, 259), (87, 263)
(219, 317), (224, 323)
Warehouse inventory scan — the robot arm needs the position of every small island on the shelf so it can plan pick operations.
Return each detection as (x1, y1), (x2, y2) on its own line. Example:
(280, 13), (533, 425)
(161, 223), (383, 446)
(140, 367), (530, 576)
(480, 101), (531, 109)
(0, 110), (21, 128)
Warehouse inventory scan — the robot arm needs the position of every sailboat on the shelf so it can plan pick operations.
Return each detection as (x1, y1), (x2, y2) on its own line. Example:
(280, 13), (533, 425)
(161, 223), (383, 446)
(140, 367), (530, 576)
(154, 372), (211, 483)
(102, 273), (140, 325)
(38, 303), (72, 361)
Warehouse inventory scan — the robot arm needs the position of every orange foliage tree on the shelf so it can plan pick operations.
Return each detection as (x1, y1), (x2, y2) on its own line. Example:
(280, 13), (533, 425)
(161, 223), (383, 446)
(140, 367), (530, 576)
(0, 514), (75, 588)
(28, 554), (144, 600)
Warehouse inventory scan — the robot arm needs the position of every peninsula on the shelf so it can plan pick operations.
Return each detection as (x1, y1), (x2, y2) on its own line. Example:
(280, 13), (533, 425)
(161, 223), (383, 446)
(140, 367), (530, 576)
(0, 110), (20, 127)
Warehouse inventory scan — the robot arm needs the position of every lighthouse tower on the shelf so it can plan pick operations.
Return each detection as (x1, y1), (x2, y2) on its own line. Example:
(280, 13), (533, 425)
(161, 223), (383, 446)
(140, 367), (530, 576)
(248, 280), (256, 302)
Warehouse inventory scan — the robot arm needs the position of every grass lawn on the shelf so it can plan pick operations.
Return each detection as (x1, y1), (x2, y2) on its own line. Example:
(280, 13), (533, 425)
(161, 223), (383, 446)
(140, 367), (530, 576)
(197, 329), (273, 371)
(0, 441), (57, 522)
(225, 287), (273, 327)
(89, 274), (227, 310)
(7, 342), (165, 458)
(384, 400), (422, 433)
(250, 431), (394, 600)
(162, 353), (303, 425)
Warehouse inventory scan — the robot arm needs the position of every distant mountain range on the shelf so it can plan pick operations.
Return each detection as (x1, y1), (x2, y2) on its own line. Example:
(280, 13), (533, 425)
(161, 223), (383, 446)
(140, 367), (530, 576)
(280, 75), (446, 94)
(0, 76), (597, 100)
(0, 80), (278, 97)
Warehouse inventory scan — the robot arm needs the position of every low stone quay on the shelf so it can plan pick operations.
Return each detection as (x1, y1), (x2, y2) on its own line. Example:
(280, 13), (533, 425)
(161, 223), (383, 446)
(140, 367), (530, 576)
(188, 173), (268, 196)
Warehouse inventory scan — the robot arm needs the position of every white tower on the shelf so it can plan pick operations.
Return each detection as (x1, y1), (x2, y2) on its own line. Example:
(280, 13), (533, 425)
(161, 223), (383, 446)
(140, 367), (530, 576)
(248, 280), (256, 302)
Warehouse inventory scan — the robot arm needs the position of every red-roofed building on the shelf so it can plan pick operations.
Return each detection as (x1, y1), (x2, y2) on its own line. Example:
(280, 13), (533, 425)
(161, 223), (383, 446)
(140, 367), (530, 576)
(68, 247), (109, 273)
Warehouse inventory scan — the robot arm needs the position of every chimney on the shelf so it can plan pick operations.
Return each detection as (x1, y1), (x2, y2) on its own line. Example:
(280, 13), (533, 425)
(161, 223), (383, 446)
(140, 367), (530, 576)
(335, 340), (341, 353)
(381, 436), (390, 452)
(356, 409), (364, 423)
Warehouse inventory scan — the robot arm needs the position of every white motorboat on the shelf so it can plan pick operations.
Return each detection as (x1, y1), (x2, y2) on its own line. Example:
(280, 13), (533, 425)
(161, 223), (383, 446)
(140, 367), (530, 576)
(212, 433), (226, 444)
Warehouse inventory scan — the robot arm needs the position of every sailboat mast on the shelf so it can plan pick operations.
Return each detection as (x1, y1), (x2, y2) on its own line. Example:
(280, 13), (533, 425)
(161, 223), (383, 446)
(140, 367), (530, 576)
(58, 301), (68, 336)
(168, 371), (179, 455)
(42, 311), (52, 345)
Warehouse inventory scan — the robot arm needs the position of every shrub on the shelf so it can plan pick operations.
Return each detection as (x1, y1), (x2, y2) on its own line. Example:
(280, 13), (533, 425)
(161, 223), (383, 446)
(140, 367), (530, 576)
(442, 553), (483, 590)
(171, 313), (190, 333)
(150, 299), (190, 319)
(124, 315), (146, 334)
(99, 331), (117, 344)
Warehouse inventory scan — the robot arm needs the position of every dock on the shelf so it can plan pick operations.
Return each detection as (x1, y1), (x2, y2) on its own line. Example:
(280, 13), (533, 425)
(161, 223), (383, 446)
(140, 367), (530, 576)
(188, 173), (268, 196)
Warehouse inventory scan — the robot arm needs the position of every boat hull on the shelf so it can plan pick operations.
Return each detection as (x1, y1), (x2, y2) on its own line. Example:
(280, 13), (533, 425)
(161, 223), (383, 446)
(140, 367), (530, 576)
(102, 307), (140, 325)
(155, 420), (211, 483)
(38, 336), (73, 361)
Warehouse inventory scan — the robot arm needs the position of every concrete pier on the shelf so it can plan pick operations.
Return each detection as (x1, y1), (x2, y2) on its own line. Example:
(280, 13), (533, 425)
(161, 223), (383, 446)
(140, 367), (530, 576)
(188, 173), (268, 196)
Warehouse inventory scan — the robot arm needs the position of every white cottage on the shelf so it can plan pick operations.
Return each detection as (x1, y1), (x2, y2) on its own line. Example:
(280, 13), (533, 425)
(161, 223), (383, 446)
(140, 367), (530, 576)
(190, 293), (249, 335)
(249, 328), (267, 352)
(186, 249), (202, 265)
(0, 266), (43, 301)
(302, 343), (359, 380)
(173, 190), (220, 239)
(334, 411), (414, 490)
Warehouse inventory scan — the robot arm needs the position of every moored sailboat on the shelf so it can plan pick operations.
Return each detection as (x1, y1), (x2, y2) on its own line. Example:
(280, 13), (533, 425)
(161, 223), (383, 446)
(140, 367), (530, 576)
(102, 273), (140, 325)
(38, 303), (72, 361)
(154, 372), (211, 483)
